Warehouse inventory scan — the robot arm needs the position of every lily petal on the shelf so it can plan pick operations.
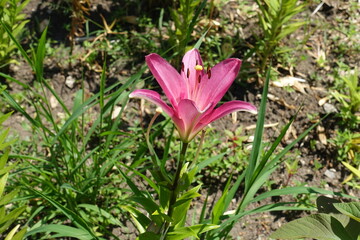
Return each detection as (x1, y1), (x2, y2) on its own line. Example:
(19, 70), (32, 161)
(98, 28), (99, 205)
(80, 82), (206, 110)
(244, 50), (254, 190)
(181, 49), (204, 95)
(199, 100), (257, 127)
(130, 89), (174, 117)
(174, 99), (203, 142)
(146, 53), (185, 106)
(197, 58), (241, 107)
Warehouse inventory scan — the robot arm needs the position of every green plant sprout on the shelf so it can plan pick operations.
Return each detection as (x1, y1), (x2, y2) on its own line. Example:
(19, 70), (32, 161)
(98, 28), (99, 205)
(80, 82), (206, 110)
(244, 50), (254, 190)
(284, 157), (300, 187)
(0, 112), (27, 239)
(331, 68), (360, 125)
(168, 0), (206, 64)
(0, 0), (29, 69)
(254, 0), (307, 74)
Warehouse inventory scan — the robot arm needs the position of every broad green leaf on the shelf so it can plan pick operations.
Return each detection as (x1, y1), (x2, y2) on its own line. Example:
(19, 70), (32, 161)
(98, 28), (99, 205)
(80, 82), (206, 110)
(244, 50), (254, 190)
(167, 224), (219, 240)
(172, 185), (201, 226)
(270, 213), (354, 240)
(334, 202), (360, 222)
(138, 231), (161, 240)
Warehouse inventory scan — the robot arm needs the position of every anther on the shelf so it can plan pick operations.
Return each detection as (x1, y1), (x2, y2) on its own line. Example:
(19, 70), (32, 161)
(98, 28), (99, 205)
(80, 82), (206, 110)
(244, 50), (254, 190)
(207, 67), (212, 79)
(195, 65), (203, 71)
(187, 68), (190, 78)
(181, 62), (184, 72)
(198, 75), (201, 83)
(196, 60), (198, 65)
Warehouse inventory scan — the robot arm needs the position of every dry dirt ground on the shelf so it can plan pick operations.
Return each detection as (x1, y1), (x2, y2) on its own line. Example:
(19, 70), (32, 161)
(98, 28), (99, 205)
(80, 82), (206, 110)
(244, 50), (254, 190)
(3, 0), (359, 239)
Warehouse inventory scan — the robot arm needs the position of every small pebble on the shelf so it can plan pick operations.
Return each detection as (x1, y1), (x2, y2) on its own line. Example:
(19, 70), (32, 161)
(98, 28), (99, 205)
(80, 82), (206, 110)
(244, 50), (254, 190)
(65, 76), (76, 89)
(324, 168), (336, 179)
(323, 103), (338, 113)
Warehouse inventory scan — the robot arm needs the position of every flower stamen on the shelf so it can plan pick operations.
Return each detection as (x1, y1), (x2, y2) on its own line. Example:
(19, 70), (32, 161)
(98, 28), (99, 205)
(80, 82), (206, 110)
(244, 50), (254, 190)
(207, 67), (212, 79)
(195, 65), (203, 71)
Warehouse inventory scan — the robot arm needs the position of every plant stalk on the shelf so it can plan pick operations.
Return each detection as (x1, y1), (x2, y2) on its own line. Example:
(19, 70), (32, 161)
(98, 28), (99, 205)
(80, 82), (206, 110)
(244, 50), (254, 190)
(167, 141), (189, 218)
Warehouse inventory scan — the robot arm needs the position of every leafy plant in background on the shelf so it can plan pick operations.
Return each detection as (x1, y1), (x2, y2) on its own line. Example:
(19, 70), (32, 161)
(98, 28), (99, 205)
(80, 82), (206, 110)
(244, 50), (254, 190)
(254, 0), (307, 74)
(0, 24), (148, 239)
(168, 0), (206, 64)
(0, 111), (27, 240)
(330, 67), (360, 188)
(331, 67), (360, 129)
(271, 196), (360, 240)
(0, 0), (29, 69)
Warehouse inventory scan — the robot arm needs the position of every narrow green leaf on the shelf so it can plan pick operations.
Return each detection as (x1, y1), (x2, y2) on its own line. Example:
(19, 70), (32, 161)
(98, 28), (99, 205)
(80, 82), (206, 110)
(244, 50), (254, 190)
(8, 225), (27, 240)
(26, 188), (97, 239)
(245, 67), (270, 191)
(251, 186), (358, 203)
(211, 176), (232, 225)
(25, 224), (94, 240)
(196, 152), (227, 173)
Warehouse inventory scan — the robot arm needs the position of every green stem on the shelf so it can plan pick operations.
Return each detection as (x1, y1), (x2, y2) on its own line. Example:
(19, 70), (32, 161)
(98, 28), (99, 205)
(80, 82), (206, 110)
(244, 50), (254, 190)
(167, 141), (189, 218)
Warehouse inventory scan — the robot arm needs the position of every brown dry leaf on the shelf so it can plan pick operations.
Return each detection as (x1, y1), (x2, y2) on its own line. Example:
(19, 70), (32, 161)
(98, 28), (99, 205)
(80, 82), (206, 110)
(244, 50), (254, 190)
(272, 76), (308, 93)
(317, 125), (327, 145)
(50, 95), (58, 109)
(258, 93), (296, 109)
(121, 16), (138, 25)
(245, 122), (279, 130)
(284, 124), (298, 142)
(318, 96), (329, 106)
(111, 106), (122, 120)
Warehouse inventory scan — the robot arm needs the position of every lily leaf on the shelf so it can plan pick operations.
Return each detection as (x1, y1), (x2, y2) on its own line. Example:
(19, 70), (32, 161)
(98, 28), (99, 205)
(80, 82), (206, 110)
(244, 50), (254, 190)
(270, 213), (356, 240)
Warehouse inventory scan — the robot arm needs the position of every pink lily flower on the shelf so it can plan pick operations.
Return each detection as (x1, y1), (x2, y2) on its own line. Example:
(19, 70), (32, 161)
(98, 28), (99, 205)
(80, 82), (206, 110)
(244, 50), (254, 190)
(130, 48), (257, 143)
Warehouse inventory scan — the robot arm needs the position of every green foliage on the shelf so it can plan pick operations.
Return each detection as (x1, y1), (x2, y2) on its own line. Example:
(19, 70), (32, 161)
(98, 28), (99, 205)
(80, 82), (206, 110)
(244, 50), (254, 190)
(1, 24), (146, 239)
(174, 126), (250, 180)
(199, 68), (353, 240)
(0, 0), (29, 68)
(330, 66), (360, 188)
(254, 0), (308, 72)
(0, 112), (27, 240)
(270, 196), (360, 240)
(331, 67), (360, 129)
(124, 65), (353, 240)
(168, 0), (206, 61)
